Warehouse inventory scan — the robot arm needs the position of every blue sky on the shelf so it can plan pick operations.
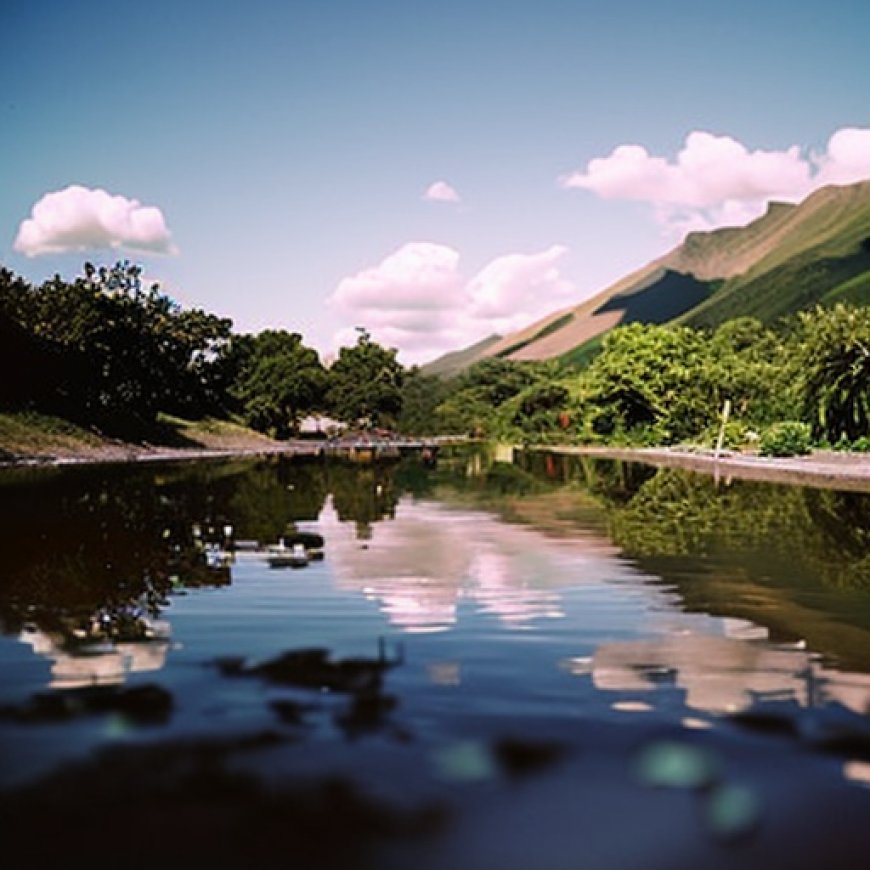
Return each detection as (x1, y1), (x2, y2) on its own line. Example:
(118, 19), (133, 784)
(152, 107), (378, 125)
(3, 0), (870, 362)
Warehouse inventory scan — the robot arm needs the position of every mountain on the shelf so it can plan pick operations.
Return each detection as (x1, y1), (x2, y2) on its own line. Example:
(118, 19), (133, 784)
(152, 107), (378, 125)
(419, 333), (502, 378)
(424, 179), (870, 374)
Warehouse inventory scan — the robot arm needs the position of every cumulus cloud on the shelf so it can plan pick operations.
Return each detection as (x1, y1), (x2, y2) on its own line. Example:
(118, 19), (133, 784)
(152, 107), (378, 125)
(561, 127), (870, 235)
(814, 127), (870, 186)
(333, 242), (464, 313)
(423, 180), (461, 203)
(468, 245), (573, 322)
(14, 185), (177, 257)
(330, 242), (575, 363)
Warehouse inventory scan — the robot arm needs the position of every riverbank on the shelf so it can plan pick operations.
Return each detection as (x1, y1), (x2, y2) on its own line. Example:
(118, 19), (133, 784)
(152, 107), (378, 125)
(540, 445), (870, 492)
(0, 411), (320, 467)
(4, 411), (870, 491)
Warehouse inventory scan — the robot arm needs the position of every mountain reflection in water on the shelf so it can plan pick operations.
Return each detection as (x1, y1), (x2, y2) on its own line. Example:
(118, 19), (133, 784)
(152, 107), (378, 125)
(3, 448), (870, 867)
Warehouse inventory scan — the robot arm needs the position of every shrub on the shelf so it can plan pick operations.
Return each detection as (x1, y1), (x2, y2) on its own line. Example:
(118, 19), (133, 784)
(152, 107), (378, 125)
(759, 421), (812, 457)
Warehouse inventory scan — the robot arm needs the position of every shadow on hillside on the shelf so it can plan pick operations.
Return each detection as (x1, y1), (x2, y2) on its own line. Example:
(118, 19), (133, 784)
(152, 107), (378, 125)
(593, 269), (714, 325)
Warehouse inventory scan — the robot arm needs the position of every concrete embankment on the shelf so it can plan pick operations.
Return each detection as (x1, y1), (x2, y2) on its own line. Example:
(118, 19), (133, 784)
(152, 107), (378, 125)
(531, 445), (870, 492)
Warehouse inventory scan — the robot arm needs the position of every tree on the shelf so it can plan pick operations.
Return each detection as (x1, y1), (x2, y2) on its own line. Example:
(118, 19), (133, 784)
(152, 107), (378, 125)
(432, 357), (551, 437)
(797, 304), (870, 442)
(579, 323), (714, 443)
(326, 330), (404, 428)
(233, 330), (326, 438)
(0, 262), (236, 431)
(396, 368), (450, 435)
(708, 317), (797, 426)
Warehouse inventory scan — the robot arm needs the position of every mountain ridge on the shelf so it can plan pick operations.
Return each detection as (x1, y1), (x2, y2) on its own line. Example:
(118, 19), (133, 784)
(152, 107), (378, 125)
(423, 179), (870, 375)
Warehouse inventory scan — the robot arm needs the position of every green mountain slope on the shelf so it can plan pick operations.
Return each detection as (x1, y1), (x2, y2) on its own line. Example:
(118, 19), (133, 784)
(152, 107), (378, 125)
(424, 179), (870, 373)
(420, 333), (502, 378)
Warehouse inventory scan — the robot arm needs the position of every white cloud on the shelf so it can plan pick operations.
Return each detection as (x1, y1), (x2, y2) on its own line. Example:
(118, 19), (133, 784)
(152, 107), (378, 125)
(333, 242), (464, 313)
(330, 242), (575, 364)
(561, 127), (870, 235)
(468, 245), (573, 325)
(814, 127), (870, 186)
(423, 180), (461, 203)
(14, 185), (177, 257)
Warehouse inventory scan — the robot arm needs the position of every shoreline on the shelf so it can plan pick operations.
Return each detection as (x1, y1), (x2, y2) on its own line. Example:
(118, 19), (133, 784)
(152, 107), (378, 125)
(0, 440), (323, 469)
(537, 445), (870, 492)
(4, 437), (870, 492)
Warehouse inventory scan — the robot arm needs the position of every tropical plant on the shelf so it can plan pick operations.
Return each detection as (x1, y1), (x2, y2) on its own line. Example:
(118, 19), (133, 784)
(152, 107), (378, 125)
(796, 304), (870, 442)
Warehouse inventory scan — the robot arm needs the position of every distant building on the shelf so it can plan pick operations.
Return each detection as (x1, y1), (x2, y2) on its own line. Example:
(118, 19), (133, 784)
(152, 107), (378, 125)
(298, 415), (346, 438)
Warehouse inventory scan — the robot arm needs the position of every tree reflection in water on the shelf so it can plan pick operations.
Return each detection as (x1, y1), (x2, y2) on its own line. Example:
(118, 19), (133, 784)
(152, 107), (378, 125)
(516, 451), (870, 672)
(3, 449), (870, 866)
(0, 456), (415, 685)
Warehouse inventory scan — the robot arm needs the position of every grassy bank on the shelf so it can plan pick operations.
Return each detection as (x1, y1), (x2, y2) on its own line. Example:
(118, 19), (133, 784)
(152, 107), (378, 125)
(0, 411), (285, 464)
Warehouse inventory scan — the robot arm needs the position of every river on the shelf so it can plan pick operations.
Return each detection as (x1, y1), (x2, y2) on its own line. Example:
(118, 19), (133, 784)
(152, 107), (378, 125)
(1, 447), (869, 868)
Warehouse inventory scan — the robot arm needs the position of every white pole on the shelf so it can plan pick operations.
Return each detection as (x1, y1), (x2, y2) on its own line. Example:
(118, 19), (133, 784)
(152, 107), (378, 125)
(714, 399), (732, 460)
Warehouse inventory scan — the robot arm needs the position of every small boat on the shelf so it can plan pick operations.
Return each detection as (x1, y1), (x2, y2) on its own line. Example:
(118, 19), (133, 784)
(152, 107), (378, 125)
(267, 541), (309, 569)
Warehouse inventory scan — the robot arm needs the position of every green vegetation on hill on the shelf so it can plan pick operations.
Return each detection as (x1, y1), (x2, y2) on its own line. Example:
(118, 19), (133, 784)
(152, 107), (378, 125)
(420, 334), (502, 378)
(425, 180), (870, 373)
(685, 240), (870, 328)
(410, 305), (870, 453)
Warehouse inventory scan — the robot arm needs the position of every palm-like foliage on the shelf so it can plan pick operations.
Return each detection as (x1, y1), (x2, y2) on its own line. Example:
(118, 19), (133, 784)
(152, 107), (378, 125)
(798, 304), (870, 441)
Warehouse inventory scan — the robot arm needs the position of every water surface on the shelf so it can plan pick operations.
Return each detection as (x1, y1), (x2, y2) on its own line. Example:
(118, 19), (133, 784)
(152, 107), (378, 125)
(2, 449), (870, 867)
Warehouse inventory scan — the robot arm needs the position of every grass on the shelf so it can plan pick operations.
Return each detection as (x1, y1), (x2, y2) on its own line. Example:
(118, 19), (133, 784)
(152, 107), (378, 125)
(155, 413), (279, 449)
(559, 334), (605, 370)
(0, 410), (280, 461)
(0, 411), (104, 458)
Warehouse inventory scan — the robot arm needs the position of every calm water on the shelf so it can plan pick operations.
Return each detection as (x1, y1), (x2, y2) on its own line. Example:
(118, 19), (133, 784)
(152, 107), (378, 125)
(2, 448), (870, 867)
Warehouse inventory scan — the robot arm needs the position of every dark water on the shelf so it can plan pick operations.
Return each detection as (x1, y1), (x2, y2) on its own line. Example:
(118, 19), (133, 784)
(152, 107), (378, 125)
(2, 448), (870, 868)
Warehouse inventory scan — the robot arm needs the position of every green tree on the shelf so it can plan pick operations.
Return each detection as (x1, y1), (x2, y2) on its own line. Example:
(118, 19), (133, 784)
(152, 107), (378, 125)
(234, 330), (326, 438)
(706, 317), (798, 431)
(432, 357), (549, 437)
(326, 330), (404, 428)
(579, 322), (714, 443)
(396, 368), (450, 435)
(0, 262), (235, 431)
(797, 303), (870, 442)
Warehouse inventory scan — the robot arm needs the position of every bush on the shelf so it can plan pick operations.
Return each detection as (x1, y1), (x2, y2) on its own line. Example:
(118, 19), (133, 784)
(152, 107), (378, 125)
(759, 421), (812, 457)
(706, 419), (753, 451)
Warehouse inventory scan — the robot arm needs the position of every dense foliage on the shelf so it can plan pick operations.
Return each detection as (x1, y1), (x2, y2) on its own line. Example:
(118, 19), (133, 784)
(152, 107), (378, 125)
(0, 264), (393, 439)
(232, 330), (326, 438)
(325, 329), (404, 428)
(3, 261), (870, 452)
(0, 263), (234, 433)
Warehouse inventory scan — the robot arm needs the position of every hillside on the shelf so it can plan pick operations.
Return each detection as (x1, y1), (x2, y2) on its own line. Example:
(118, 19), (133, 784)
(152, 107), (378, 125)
(421, 333), (502, 378)
(425, 179), (870, 372)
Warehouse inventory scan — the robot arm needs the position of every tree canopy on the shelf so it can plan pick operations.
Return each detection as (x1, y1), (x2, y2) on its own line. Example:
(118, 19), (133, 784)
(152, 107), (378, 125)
(326, 329), (404, 428)
(233, 330), (326, 438)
